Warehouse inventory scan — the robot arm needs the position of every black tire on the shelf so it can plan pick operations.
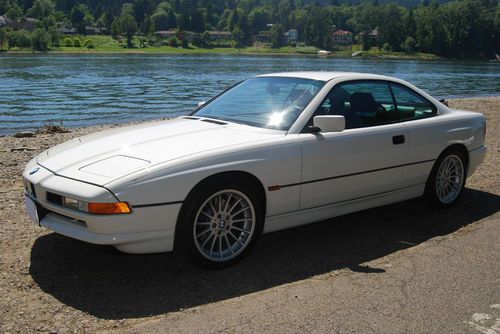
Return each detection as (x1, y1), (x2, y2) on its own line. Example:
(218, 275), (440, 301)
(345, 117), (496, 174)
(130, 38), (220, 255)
(424, 148), (467, 208)
(175, 176), (264, 269)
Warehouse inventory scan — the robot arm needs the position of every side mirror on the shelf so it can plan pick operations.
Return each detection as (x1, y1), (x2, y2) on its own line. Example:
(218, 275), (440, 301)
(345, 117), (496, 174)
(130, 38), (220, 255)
(197, 101), (206, 108)
(312, 115), (345, 133)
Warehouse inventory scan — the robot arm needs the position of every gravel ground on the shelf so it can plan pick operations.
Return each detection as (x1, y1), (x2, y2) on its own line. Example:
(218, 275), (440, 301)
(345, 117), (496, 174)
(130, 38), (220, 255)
(0, 97), (498, 334)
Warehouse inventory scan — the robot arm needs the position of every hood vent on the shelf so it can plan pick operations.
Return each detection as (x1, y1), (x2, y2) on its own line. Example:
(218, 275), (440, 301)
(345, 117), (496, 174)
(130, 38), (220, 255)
(183, 116), (199, 120)
(201, 119), (227, 125)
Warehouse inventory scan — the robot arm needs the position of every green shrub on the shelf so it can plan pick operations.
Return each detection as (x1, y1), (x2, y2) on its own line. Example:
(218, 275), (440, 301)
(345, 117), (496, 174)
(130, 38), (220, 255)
(181, 37), (188, 48)
(31, 28), (50, 51)
(83, 38), (93, 47)
(72, 36), (81, 47)
(63, 37), (73, 47)
(7, 29), (31, 48)
(86, 41), (95, 49)
(382, 43), (390, 51)
(168, 37), (179, 47)
(402, 37), (416, 53)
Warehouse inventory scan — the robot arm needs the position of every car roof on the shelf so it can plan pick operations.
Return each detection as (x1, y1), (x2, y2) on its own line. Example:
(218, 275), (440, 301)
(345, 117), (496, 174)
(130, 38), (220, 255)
(256, 71), (395, 82)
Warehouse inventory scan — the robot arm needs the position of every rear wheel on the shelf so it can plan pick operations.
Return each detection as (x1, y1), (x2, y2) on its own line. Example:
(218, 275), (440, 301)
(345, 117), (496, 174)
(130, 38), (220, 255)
(425, 148), (466, 208)
(176, 178), (264, 268)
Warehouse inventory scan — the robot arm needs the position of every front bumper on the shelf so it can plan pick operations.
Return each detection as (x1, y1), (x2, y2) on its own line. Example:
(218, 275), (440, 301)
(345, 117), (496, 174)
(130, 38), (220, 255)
(23, 164), (181, 254)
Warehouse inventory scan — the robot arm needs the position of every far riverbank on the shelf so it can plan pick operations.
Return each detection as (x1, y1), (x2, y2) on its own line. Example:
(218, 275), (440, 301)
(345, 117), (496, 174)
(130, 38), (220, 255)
(2, 35), (439, 60)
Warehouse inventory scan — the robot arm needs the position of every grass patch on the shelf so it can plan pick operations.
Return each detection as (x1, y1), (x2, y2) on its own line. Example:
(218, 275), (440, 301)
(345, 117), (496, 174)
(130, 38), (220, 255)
(5, 36), (439, 59)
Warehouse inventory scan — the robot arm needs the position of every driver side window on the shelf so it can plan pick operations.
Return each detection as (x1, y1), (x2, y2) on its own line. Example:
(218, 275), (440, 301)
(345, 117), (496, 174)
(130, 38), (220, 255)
(316, 81), (397, 129)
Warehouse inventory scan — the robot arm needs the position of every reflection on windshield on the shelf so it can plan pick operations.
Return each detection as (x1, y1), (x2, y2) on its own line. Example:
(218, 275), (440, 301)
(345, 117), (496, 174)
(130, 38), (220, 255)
(193, 77), (325, 131)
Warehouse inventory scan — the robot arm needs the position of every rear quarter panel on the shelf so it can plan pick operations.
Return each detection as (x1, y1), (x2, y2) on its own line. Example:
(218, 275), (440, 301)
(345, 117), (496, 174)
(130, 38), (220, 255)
(401, 109), (486, 188)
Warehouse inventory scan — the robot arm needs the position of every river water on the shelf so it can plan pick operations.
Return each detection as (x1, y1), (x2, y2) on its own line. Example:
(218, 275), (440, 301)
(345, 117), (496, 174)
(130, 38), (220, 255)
(0, 54), (498, 134)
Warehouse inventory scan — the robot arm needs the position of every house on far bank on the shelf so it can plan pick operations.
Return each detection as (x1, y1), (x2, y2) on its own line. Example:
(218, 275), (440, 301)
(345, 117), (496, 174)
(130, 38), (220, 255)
(332, 29), (353, 47)
(85, 26), (108, 35)
(0, 15), (6, 27)
(368, 28), (381, 44)
(1, 16), (39, 31)
(57, 26), (76, 35)
(207, 31), (231, 42)
(155, 30), (177, 39)
(284, 29), (298, 44)
(253, 32), (270, 43)
(155, 30), (196, 40)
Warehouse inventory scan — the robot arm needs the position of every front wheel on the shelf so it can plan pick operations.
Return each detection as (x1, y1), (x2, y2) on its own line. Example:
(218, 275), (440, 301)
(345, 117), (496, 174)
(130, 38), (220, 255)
(176, 179), (264, 268)
(425, 148), (467, 208)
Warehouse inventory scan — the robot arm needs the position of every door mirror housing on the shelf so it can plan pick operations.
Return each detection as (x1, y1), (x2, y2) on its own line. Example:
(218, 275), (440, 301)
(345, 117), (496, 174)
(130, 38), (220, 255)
(313, 115), (345, 133)
(197, 101), (206, 108)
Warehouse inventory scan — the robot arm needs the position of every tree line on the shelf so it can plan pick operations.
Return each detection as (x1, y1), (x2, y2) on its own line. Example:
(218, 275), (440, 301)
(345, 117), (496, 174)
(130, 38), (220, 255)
(0, 0), (498, 58)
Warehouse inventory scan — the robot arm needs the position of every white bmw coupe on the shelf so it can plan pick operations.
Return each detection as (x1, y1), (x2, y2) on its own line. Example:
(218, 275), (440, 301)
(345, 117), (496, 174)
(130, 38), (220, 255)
(23, 72), (487, 267)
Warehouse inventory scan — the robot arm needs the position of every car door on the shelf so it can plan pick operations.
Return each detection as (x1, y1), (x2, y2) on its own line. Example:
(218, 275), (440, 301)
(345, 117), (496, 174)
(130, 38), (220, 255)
(299, 80), (409, 210)
(389, 82), (440, 188)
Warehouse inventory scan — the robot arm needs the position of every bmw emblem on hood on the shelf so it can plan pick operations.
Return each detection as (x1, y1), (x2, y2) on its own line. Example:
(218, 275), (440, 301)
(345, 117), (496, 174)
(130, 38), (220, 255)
(29, 167), (40, 175)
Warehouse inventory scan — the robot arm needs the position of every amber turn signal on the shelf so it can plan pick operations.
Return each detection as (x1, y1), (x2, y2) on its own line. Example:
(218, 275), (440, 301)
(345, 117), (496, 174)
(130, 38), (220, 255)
(88, 202), (132, 214)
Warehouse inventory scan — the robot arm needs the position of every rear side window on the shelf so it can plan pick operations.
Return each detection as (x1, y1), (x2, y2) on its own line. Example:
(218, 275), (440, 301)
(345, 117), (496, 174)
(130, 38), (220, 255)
(391, 84), (437, 121)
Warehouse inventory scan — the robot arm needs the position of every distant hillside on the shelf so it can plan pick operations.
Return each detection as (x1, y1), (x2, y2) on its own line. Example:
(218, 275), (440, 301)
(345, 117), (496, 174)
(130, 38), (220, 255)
(1, 0), (498, 58)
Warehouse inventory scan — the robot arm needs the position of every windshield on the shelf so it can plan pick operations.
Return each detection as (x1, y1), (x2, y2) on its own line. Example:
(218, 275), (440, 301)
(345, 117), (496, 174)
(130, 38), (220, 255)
(193, 77), (325, 131)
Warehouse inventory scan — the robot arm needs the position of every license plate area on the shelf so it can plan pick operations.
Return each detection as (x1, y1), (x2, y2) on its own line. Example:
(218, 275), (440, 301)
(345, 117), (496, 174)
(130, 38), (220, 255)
(24, 195), (39, 225)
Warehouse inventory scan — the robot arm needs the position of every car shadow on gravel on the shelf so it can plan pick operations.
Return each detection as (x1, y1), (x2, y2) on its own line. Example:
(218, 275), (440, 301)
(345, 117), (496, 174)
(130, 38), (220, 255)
(30, 188), (499, 319)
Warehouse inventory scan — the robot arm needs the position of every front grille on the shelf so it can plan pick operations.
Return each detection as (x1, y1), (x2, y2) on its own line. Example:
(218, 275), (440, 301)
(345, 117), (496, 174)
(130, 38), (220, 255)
(46, 192), (63, 205)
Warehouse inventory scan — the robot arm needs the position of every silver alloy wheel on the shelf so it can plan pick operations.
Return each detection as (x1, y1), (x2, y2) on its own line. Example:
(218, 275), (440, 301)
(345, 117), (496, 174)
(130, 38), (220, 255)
(193, 189), (256, 262)
(435, 154), (464, 204)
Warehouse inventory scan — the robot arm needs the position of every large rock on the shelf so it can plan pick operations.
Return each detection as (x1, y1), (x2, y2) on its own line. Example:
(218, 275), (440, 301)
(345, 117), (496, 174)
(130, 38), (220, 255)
(13, 131), (35, 138)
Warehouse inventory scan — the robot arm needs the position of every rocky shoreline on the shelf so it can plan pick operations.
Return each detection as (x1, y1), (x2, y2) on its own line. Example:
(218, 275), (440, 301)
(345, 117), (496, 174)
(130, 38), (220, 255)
(0, 96), (498, 333)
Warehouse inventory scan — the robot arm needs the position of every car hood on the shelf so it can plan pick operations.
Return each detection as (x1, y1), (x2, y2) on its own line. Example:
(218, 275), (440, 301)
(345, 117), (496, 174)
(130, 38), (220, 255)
(37, 117), (283, 186)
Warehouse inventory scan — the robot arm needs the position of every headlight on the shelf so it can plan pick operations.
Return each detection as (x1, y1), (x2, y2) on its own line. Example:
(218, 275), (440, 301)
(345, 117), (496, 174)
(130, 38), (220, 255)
(62, 197), (89, 212)
(61, 196), (131, 215)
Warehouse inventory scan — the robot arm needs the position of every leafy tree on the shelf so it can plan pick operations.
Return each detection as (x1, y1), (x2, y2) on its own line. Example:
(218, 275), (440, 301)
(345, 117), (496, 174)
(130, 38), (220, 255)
(7, 29), (31, 48)
(227, 8), (239, 31)
(231, 26), (244, 47)
(190, 7), (205, 33)
(404, 8), (416, 38)
(26, 0), (54, 19)
(361, 31), (371, 50)
(249, 7), (271, 34)
(47, 25), (59, 46)
(233, 11), (251, 45)
(115, 4), (138, 48)
(150, 3), (177, 31)
(5, 2), (23, 19)
(31, 28), (50, 51)
(70, 4), (90, 34)
(269, 23), (284, 47)
(378, 4), (405, 51)
(402, 36), (416, 53)
(181, 34), (188, 48)
(0, 28), (6, 51)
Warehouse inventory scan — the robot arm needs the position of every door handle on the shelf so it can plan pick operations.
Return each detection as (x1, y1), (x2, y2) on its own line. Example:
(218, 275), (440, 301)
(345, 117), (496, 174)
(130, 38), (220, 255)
(392, 135), (405, 145)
